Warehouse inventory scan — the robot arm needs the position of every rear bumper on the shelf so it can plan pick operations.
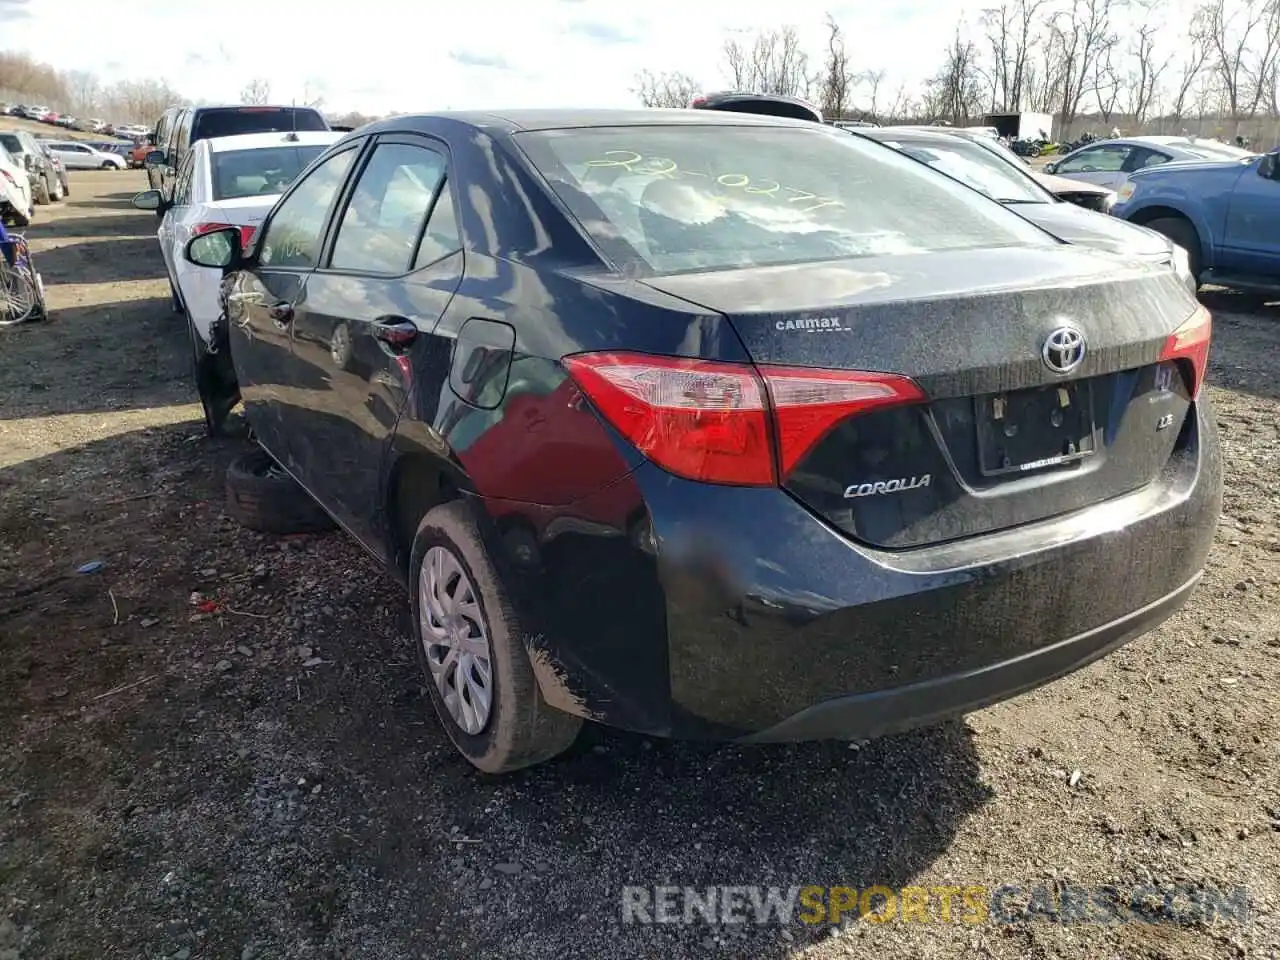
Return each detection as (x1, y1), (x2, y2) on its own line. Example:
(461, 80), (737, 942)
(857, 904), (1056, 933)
(495, 398), (1222, 740)
(743, 572), (1199, 742)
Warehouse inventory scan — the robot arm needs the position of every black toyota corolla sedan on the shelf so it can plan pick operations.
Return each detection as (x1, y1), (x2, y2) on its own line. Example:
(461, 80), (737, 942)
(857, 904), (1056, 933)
(183, 109), (1222, 773)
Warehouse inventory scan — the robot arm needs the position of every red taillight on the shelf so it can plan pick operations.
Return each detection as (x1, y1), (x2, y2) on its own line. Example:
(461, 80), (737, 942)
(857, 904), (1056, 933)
(0, 169), (15, 187)
(193, 221), (256, 249)
(760, 365), (926, 476)
(1159, 304), (1211, 398)
(562, 352), (924, 486)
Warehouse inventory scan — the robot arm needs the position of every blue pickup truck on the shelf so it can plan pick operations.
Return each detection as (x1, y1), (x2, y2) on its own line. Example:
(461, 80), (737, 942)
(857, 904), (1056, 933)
(1112, 148), (1280, 295)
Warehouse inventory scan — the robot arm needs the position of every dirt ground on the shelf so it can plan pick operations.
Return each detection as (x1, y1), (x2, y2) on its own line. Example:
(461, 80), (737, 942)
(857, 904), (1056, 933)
(0, 172), (1277, 960)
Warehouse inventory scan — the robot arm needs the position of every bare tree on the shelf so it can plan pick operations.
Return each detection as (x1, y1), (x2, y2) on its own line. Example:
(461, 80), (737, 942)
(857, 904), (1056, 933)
(240, 78), (271, 105)
(1048, 0), (1121, 134)
(1170, 8), (1214, 122)
(302, 78), (326, 109)
(632, 69), (700, 107)
(722, 26), (817, 99)
(1093, 44), (1123, 122)
(61, 70), (100, 116)
(1124, 5), (1169, 123)
(925, 27), (986, 123)
(859, 68), (888, 120)
(819, 15), (854, 118)
(1201, 0), (1276, 121)
(981, 0), (1048, 111)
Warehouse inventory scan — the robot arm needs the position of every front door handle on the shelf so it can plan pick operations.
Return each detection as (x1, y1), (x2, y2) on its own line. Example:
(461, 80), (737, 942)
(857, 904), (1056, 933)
(267, 302), (293, 327)
(374, 316), (418, 349)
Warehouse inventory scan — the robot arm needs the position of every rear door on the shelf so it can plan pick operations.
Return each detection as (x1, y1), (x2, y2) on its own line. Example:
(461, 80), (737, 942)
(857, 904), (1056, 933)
(225, 143), (361, 472)
(290, 135), (463, 549)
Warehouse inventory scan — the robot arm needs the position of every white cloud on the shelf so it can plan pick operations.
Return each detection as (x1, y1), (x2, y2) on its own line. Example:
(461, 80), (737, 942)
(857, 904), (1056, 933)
(3, 0), (977, 113)
(1, 0), (1201, 115)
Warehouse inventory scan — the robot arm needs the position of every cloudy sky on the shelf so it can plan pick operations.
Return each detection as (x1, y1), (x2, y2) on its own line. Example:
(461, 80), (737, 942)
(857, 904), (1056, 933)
(0, 0), (987, 113)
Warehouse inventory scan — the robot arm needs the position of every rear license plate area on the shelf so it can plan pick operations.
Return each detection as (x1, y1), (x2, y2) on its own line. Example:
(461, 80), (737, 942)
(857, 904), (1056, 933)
(975, 381), (1096, 477)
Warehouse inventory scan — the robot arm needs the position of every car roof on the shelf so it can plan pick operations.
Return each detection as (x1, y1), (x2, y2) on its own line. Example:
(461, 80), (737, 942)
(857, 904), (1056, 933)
(203, 130), (344, 153)
(359, 108), (818, 136)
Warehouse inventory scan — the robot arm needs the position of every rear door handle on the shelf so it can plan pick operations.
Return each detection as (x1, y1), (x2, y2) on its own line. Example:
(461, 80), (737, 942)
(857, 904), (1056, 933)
(267, 302), (293, 326)
(374, 316), (418, 349)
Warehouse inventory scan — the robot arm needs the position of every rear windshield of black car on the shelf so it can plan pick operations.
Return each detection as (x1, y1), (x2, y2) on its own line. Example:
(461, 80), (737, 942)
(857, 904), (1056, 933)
(211, 145), (329, 199)
(192, 108), (328, 141)
(516, 125), (1054, 274)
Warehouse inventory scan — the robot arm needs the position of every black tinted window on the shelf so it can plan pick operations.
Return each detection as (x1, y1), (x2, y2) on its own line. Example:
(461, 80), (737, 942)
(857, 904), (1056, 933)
(0, 135), (21, 153)
(192, 108), (328, 141)
(211, 145), (328, 199)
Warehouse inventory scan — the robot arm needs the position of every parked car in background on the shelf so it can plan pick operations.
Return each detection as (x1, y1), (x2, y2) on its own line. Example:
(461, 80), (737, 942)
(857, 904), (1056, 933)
(0, 142), (34, 226)
(0, 129), (61, 204)
(1045, 136), (1257, 192)
(179, 109), (1219, 774)
(21, 106), (51, 121)
(148, 104), (330, 210)
(1112, 146), (1280, 295)
(128, 141), (152, 168)
(689, 90), (824, 122)
(34, 141), (69, 198)
(45, 139), (127, 170)
(132, 130), (343, 347)
(114, 123), (150, 140)
(858, 126), (1196, 295)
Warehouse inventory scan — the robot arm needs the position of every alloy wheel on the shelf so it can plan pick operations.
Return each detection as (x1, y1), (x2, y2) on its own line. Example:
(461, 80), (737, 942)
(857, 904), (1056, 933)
(419, 545), (493, 735)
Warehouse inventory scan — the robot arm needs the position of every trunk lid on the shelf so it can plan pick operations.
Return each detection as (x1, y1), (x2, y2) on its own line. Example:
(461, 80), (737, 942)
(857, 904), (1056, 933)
(203, 195), (280, 227)
(640, 246), (1201, 548)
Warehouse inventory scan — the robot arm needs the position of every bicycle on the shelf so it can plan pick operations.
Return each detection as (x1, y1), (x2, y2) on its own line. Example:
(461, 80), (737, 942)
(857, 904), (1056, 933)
(0, 229), (47, 326)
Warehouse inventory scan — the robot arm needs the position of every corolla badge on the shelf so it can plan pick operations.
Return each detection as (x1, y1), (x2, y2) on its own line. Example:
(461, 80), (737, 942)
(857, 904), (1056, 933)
(844, 475), (931, 498)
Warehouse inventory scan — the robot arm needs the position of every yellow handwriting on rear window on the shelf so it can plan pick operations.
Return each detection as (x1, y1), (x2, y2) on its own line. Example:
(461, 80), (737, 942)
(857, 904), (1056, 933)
(581, 152), (842, 212)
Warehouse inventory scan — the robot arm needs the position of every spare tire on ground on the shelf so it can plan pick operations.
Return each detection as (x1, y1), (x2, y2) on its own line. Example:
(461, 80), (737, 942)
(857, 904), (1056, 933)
(224, 448), (336, 535)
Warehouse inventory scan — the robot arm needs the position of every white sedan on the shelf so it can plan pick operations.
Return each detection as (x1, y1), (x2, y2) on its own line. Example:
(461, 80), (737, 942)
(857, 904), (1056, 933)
(132, 130), (342, 345)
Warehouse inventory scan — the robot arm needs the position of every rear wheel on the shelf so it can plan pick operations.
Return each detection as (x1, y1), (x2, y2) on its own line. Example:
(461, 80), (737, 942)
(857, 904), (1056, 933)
(409, 501), (581, 773)
(1144, 216), (1202, 284)
(47, 175), (62, 202)
(101, 160), (114, 170)
(224, 448), (336, 534)
(32, 178), (49, 205)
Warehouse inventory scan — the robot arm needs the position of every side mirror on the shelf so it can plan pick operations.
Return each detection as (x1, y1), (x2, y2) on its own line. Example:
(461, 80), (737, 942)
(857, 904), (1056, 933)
(1043, 161), (1057, 174)
(1259, 152), (1279, 181)
(145, 149), (165, 166)
(185, 227), (243, 270)
(21, 154), (34, 171)
(132, 190), (162, 211)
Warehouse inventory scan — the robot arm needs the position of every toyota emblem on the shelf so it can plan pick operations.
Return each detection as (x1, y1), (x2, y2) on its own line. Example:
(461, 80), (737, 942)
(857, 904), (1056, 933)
(1042, 326), (1086, 374)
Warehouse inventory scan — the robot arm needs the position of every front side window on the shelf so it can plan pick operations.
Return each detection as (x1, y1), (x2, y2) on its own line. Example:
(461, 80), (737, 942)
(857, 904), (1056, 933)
(258, 147), (356, 270)
(517, 125), (1051, 274)
(211, 145), (329, 200)
(173, 155), (195, 206)
(1056, 145), (1132, 174)
(330, 143), (448, 274)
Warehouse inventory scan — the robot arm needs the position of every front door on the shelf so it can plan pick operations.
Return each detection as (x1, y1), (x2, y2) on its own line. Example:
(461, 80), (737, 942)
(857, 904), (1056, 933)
(158, 153), (195, 296)
(1053, 143), (1136, 190)
(226, 144), (361, 471)
(1221, 155), (1280, 278)
(289, 136), (464, 550)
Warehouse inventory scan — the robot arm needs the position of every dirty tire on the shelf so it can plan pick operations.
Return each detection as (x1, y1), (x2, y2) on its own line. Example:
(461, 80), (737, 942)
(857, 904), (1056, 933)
(1144, 216), (1202, 282)
(410, 500), (582, 773)
(49, 176), (63, 202)
(32, 178), (49, 205)
(224, 448), (336, 535)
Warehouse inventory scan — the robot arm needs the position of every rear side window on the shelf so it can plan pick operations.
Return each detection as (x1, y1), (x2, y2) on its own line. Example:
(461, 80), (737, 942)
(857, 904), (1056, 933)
(0, 135), (21, 154)
(211, 145), (329, 199)
(193, 108), (328, 142)
(517, 125), (1052, 274)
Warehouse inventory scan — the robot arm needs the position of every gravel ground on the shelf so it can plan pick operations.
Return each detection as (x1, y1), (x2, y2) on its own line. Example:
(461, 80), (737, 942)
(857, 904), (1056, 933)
(0, 171), (1277, 960)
